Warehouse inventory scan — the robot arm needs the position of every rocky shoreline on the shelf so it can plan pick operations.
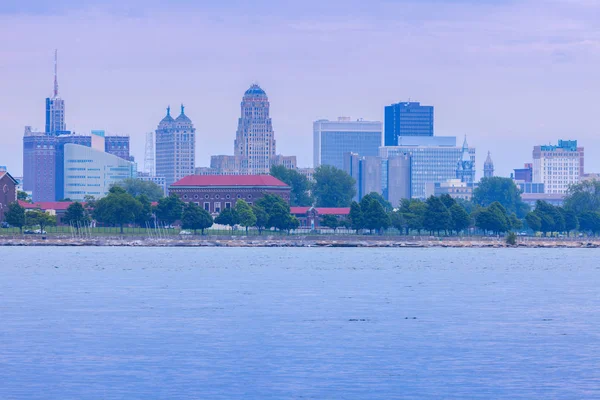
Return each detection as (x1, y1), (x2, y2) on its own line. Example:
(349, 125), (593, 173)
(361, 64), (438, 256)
(0, 236), (598, 248)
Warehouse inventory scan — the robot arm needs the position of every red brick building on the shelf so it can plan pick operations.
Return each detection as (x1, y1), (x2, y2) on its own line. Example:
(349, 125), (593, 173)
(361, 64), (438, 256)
(291, 206), (350, 229)
(0, 171), (18, 222)
(18, 200), (74, 225)
(169, 175), (290, 214)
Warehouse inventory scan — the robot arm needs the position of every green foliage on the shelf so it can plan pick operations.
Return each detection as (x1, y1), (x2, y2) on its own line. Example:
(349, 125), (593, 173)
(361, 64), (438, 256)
(135, 194), (153, 227)
(559, 208), (578, 235)
(252, 205), (268, 234)
(4, 202), (26, 232)
(321, 214), (340, 231)
(506, 231), (517, 246)
(155, 194), (185, 225)
(390, 210), (406, 233)
(269, 165), (313, 206)
(577, 211), (600, 235)
(423, 196), (451, 234)
(181, 202), (213, 234)
(439, 194), (457, 210)
(113, 178), (164, 202)
(361, 192), (393, 213)
(473, 177), (529, 218)
(214, 207), (239, 230)
(533, 201), (565, 235)
(348, 201), (363, 233)
(360, 195), (390, 233)
(449, 203), (470, 234)
(17, 191), (29, 201)
(509, 213), (523, 231)
(403, 199), (426, 235)
(253, 194), (296, 232)
(475, 201), (510, 234)
(93, 186), (143, 233)
(313, 165), (356, 207)
(564, 180), (600, 214)
(236, 199), (257, 233)
(26, 210), (57, 231)
(525, 212), (542, 232)
(62, 202), (90, 231)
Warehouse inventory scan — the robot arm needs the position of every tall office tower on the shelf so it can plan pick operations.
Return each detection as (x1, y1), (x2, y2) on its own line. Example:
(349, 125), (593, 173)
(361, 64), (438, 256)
(456, 137), (476, 185)
(343, 152), (382, 202)
(533, 140), (584, 194)
(384, 102), (433, 146)
(23, 127), (57, 202)
(484, 151), (495, 178)
(144, 132), (155, 176)
(313, 117), (382, 170)
(234, 84), (276, 174)
(156, 105), (196, 189)
(45, 50), (66, 135)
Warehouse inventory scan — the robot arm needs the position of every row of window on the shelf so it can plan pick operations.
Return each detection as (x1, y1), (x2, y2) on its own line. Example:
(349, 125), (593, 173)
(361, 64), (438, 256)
(182, 193), (253, 200)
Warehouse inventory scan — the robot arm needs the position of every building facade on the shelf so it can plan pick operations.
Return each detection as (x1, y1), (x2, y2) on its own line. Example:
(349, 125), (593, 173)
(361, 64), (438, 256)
(384, 154), (412, 207)
(23, 127), (57, 202)
(155, 105), (196, 189)
(426, 179), (473, 201)
(0, 171), (18, 222)
(379, 136), (475, 199)
(290, 207), (350, 229)
(514, 163), (533, 182)
(313, 117), (382, 170)
(343, 153), (382, 202)
(169, 175), (290, 214)
(532, 140), (584, 194)
(384, 101), (434, 146)
(456, 137), (476, 185)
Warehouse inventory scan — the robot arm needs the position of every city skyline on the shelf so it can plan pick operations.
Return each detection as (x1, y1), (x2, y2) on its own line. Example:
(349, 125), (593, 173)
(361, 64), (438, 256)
(1, 0), (600, 177)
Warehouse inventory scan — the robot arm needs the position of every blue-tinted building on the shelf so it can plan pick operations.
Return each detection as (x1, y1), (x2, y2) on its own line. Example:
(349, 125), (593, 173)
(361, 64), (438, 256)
(313, 118), (382, 170)
(384, 102), (434, 146)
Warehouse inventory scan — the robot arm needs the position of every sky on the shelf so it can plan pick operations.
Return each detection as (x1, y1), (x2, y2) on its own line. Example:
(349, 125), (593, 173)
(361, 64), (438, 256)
(1, 0), (599, 177)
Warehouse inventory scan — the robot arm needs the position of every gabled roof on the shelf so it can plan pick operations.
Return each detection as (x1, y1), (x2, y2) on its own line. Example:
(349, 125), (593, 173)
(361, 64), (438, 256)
(18, 200), (76, 211)
(0, 171), (18, 184)
(171, 175), (288, 188)
(290, 206), (350, 215)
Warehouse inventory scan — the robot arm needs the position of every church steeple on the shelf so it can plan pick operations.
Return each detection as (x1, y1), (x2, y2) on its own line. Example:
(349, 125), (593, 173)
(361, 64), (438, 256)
(484, 151), (495, 178)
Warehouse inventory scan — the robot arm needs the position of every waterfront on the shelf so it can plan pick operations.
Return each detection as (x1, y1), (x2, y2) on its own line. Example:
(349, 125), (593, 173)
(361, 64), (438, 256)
(1, 248), (599, 399)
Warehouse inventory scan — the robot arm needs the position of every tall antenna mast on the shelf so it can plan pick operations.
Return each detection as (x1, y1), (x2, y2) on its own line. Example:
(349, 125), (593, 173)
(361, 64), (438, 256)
(53, 49), (59, 98)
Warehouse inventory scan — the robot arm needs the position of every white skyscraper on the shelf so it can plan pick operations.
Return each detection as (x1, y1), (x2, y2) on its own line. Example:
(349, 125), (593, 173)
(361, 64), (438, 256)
(144, 132), (155, 176)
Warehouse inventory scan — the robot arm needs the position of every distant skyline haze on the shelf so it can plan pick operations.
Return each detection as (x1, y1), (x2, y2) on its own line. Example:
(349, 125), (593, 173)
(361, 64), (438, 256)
(1, 0), (599, 176)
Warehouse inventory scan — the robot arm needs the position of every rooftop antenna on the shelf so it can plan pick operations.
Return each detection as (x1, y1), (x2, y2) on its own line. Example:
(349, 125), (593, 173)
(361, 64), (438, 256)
(53, 49), (59, 98)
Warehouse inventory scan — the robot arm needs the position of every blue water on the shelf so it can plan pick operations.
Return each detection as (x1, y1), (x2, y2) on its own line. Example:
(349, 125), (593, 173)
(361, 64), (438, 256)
(1, 247), (599, 399)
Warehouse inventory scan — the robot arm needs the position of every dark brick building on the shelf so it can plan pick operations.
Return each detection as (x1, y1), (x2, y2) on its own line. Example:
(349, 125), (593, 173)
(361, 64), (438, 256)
(0, 171), (18, 222)
(170, 175), (290, 214)
(291, 206), (350, 229)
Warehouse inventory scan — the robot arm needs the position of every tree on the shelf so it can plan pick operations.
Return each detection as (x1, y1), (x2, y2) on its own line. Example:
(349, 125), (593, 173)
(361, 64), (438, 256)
(473, 177), (529, 218)
(270, 165), (313, 206)
(321, 214), (340, 232)
(235, 199), (257, 234)
(214, 207), (239, 230)
(154, 194), (184, 226)
(423, 196), (451, 235)
(93, 186), (143, 233)
(449, 203), (470, 235)
(17, 191), (29, 202)
(62, 202), (90, 232)
(578, 211), (600, 236)
(525, 212), (542, 233)
(348, 201), (363, 233)
(135, 194), (153, 227)
(4, 202), (26, 233)
(113, 178), (164, 202)
(533, 201), (564, 236)
(400, 199), (427, 235)
(475, 202), (510, 234)
(559, 208), (578, 236)
(509, 213), (523, 231)
(26, 210), (56, 232)
(390, 210), (406, 234)
(181, 202), (213, 234)
(285, 215), (300, 233)
(439, 194), (457, 210)
(312, 165), (356, 207)
(267, 202), (292, 231)
(360, 196), (390, 233)
(564, 180), (600, 215)
(252, 205), (268, 235)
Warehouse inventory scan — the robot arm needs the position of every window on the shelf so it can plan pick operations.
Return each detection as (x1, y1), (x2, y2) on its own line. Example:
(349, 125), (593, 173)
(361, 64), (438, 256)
(204, 202), (210, 211)
(226, 194), (231, 199)
(247, 194), (252, 199)
(225, 202), (231, 209)
(204, 194), (209, 199)
(194, 194), (199, 199)
(215, 194), (220, 199)
(215, 202), (221, 213)
(183, 194), (188, 199)
(237, 194), (242, 199)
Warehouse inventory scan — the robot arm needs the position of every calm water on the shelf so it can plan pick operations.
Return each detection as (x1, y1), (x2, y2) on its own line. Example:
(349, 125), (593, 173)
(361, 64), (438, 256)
(1, 247), (599, 399)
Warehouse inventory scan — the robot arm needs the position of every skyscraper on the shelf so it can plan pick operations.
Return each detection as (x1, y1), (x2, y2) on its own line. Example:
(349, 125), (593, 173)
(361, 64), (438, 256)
(484, 151), (495, 178)
(144, 132), (155, 176)
(313, 117), (382, 170)
(45, 50), (66, 135)
(384, 102), (434, 146)
(234, 84), (276, 174)
(532, 140), (584, 194)
(155, 105), (196, 188)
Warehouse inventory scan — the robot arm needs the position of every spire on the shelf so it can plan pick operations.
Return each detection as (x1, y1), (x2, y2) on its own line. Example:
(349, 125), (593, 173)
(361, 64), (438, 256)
(462, 135), (468, 150)
(181, 104), (185, 115)
(167, 105), (171, 116)
(53, 49), (59, 98)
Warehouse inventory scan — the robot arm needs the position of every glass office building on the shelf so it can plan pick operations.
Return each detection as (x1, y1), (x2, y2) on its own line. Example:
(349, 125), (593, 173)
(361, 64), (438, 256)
(380, 136), (475, 199)
(384, 102), (434, 146)
(64, 144), (136, 201)
(314, 118), (382, 170)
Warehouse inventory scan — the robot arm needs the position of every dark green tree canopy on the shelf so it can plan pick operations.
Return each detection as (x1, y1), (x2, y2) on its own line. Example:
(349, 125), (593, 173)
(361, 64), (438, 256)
(236, 199), (257, 233)
(564, 180), (600, 214)
(113, 178), (165, 202)
(473, 177), (529, 218)
(348, 201), (363, 232)
(93, 186), (143, 233)
(214, 207), (239, 229)
(181, 202), (213, 234)
(4, 202), (26, 232)
(449, 203), (470, 234)
(321, 214), (340, 231)
(155, 194), (185, 225)
(423, 196), (451, 234)
(313, 165), (356, 207)
(26, 210), (57, 231)
(360, 195), (390, 233)
(63, 202), (90, 229)
(270, 165), (313, 206)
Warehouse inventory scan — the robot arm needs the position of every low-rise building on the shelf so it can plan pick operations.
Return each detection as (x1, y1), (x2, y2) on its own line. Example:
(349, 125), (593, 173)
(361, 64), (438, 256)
(169, 175), (290, 214)
(290, 206), (350, 229)
(426, 178), (473, 201)
(0, 171), (18, 222)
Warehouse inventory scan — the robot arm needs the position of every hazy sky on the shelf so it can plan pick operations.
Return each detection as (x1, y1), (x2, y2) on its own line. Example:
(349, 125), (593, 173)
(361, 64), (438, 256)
(1, 0), (599, 177)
